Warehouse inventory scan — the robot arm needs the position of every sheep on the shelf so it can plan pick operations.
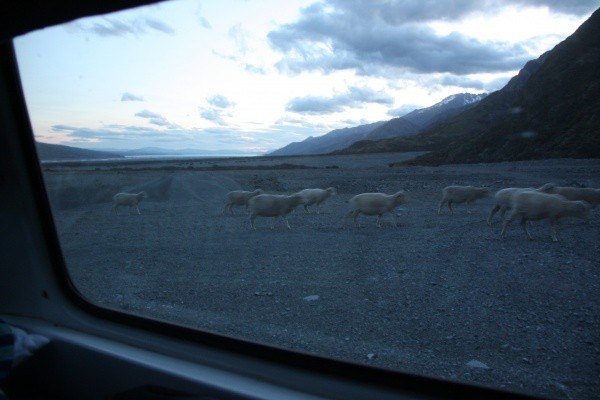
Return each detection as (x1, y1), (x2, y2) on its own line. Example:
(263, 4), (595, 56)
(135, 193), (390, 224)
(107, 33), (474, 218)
(501, 191), (590, 242)
(437, 185), (490, 214)
(344, 191), (407, 227)
(539, 183), (600, 208)
(113, 192), (147, 215)
(487, 185), (548, 225)
(223, 189), (263, 214)
(248, 193), (304, 229)
(295, 187), (337, 213)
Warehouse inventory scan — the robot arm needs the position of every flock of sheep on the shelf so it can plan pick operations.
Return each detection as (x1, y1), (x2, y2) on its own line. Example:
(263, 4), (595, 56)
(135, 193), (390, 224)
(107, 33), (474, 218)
(112, 182), (599, 241)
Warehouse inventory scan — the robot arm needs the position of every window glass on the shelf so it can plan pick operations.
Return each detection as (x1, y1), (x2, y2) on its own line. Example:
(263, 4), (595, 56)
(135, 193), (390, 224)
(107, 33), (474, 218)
(14, 1), (600, 398)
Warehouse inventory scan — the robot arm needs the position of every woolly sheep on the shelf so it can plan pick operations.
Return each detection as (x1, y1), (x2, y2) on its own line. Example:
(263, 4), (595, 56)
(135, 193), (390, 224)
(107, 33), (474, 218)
(438, 185), (490, 214)
(113, 192), (147, 215)
(501, 191), (590, 242)
(248, 193), (304, 229)
(539, 183), (600, 208)
(223, 189), (264, 214)
(295, 187), (337, 213)
(344, 191), (407, 227)
(487, 186), (546, 225)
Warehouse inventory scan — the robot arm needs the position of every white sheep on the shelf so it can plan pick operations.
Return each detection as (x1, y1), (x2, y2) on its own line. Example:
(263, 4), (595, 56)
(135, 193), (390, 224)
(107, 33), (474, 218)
(344, 191), (407, 227)
(113, 192), (147, 215)
(487, 186), (546, 225)
(539, 183), (600, 208)
(223, 189), (264, 214)
(501, 191), (590, 242)
(295, 187), (337, 213)
(248, 193), (304, 229)
(437, 185), (490, 214)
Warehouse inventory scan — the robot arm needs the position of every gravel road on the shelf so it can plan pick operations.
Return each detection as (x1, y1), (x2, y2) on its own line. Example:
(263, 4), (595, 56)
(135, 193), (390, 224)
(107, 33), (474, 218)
(43, 154), (600, 399)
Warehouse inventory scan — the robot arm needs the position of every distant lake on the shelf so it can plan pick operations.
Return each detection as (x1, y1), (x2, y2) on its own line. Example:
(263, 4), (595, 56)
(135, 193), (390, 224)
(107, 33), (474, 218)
(123, 154), (261, 160)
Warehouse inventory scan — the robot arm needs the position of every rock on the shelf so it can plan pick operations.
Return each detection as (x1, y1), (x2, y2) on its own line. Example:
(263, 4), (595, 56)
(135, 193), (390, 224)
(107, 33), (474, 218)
(466, 360), (490, 369)
(303, 295), (320, 301)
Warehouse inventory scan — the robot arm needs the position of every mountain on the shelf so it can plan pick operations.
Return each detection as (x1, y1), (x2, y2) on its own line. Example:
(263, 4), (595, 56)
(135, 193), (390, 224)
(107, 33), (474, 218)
(36, 141), (124, 161)
(361, 8), (600, 165)
(268, 121), (386, 156)
(362, 118), (420, 141)
(269, 92), (486, 156)
(402, 93), (488, 129)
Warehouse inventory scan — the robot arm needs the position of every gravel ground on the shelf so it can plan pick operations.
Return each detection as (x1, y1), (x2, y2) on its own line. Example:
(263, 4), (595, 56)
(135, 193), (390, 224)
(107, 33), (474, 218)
(43, 153), (600, 399)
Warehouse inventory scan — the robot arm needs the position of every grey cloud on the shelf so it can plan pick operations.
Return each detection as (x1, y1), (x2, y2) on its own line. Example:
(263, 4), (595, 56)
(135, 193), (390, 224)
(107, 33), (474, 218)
(268, 0), (593, 77)
(82, 17), (175, 37)
(437, 75), (485, 90)
(200, 109), (227, 126)
(286, 86), (394, 114)
(207, 95), (234, 109)
(121, 92), (144, 101)
(52, 124), (80, 132)
(144, 18), (176, 35)
(484, 76), (512, 91)
(319, 0), (598, 26)
(135, 109), (162, 119)
(388, 104), (422, 117)
(229, 24), (249, 54)
(199, 17), (212, 29)
(135, 110), (179, 129)
(244, 64), (266, 74)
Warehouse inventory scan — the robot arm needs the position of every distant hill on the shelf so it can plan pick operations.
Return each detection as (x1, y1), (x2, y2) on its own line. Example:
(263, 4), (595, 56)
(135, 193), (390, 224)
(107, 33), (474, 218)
(269, 92), (486, 156)
(36, 141), (124, 161)
(375, 7), (600, 166)
(402, 93), (488, 129)
(268, 121), (386, 156)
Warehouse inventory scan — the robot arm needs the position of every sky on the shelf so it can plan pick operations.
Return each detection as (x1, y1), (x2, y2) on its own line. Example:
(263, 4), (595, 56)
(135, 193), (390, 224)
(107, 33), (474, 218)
(14, 0), (600, 154)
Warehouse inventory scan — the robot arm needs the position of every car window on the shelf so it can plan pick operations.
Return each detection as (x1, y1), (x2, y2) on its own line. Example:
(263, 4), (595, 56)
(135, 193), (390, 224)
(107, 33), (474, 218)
(14, 1), (600, 399)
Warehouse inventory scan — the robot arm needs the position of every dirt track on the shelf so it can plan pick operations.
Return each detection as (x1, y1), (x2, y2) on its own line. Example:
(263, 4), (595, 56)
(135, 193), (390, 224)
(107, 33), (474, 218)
(43, 153), (600, 399)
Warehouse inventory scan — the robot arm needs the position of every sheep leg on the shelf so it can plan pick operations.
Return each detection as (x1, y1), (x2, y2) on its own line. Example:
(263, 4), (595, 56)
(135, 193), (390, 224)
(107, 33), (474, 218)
(351, 210), (361, 227)
(376, 214), (382, 228)
(437, 200), (445, 214)
(501, 216), (512, 238)
(283, 216), (292, 229)
(249, 214), (257, 230)
(549, 219), (559, 242)
(114, 204), (119, 215)
(135, 204), (141, 215)
(499, 207), (508, 221)
(448, 201), (454, 214)
(487, 205), (500, 226)
(389, 212), (397, 227)
(303, 204), (310, 213)
(520, 218), (533, 240)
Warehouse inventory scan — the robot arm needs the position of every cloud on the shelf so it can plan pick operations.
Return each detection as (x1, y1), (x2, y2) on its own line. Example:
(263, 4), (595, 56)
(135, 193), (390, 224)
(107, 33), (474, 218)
(436, 75), (486, 90)
(228, 24), (250, 54)
(134, 109), (179, 129)
(121, 92), (144, 101)
(199, 17), (212, 29)
(207, 95), (234, 109)
(200, 109), (227, 126)
(144, 18), (176, 35)
(388, 104), (422, 117)
(286, 86), (394, 114)
(135, 109), (162, 119)
(268, 0), (596, 77)
(76, 17), (175, 37)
